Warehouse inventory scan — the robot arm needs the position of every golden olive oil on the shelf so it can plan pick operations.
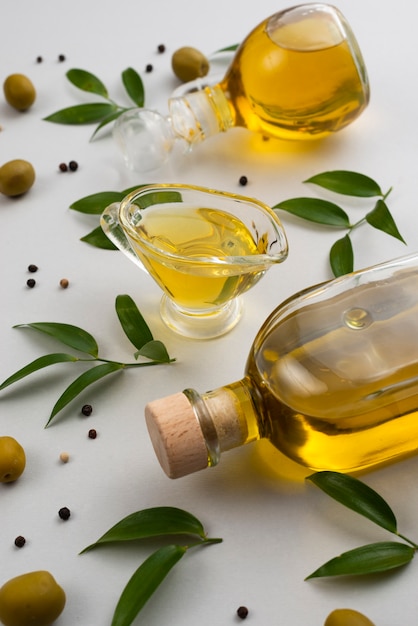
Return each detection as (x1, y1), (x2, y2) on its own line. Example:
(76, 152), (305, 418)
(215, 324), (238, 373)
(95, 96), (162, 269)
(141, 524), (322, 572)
(222, 9), (369, 140)
(246, 268), (418, 472)
(128, 205), (267, 310)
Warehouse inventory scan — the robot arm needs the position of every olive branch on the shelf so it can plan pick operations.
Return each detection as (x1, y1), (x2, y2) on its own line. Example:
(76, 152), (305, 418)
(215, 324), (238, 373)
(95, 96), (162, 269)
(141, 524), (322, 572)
(273, 170), (406, 277)
(80, 507), (222, 626)
(44, 68), (145, 139)
(306, 471), (418, 579)
(0, 294), (174, 427)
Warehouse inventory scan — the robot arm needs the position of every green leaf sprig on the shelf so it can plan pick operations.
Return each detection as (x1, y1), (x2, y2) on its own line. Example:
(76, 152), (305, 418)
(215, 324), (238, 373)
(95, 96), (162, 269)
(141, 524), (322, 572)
(306, 471), (418, 579)
(80, 506), (222, 626)
(273, 170), (406, 277)
(43, 68), (144, 139)
(69, 185), (145, 249)
(213, 43), (240, 54)
(0, 295), (174, 426)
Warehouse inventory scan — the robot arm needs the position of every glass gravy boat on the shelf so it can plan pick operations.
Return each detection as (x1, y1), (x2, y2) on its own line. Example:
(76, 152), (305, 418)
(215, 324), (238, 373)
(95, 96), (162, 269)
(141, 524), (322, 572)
(100, 184), (288, 339)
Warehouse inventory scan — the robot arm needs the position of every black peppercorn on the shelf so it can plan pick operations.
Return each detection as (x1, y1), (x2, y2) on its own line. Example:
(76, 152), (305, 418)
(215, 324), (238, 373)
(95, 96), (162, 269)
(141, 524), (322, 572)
(59, 163), (68, 172)
(68, 160), (78, 172)
(157, 44), (166, 53)
(26, 278), (36, 288)
(88, 429), (97, 439)
(28, 264), (38, 273)
(58, 54), (66, 62)
(58, 507), (71, 520)
(145, 64), (153, 73)
(239, 176), (248, 186)
(81, 404), (93, 416)
(36, 56), (43, 63)
(14, 536), (26, 548)
(237, 606), (249, 619)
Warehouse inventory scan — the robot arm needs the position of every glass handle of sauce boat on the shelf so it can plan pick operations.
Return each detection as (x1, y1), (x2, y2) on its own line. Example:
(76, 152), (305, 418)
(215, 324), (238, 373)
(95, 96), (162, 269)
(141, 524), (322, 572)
(100, 202), (147, 272)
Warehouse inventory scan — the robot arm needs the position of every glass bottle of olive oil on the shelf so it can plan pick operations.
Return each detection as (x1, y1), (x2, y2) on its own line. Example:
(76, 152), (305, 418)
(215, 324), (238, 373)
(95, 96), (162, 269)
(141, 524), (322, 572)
(145, 254), (418, 478)
(114, 3), (369, 171)
(171, 3), (369, 143)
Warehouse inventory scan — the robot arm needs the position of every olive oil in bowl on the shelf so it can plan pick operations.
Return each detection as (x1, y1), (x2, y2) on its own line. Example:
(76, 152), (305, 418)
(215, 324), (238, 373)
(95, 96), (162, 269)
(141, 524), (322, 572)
(101, 184), (288, 339)
(129, 205), (273, 309)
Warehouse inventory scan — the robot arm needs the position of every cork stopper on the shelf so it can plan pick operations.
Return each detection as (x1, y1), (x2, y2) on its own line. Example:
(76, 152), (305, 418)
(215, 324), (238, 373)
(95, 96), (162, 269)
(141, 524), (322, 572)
(145, 392), (209, 478)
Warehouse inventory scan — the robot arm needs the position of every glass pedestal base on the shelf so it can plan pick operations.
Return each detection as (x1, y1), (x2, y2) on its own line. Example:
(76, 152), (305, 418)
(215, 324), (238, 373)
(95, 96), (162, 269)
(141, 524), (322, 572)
(160, 295), (243, 339)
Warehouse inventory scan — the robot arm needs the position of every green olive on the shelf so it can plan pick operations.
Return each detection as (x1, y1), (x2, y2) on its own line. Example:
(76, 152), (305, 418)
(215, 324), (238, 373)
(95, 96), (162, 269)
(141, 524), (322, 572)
(0, 159), (35, 197)
(3, 74), (36, 111)
(0, 571), (66, 626)
(325, 608), (376, 626)
(0, 436), (26, 483)
(171, 46), (210, 83)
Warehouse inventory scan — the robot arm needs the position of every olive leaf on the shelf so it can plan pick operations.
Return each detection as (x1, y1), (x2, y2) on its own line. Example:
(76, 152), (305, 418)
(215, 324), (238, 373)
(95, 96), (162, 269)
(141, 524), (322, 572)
(81, 227), (118, 250)
(136, 190), (183, 208)
(306, 542), (415, 579)
(366, 199), (406, 244)
(135, 340), (172, 363)
(80, 507), (210, 553)
(304, 170), (383, 197)
(121, 67), (145, 107)
(307, 472), (398, 533)
(13, 322), (99, 357)
(214, 44), (239, 53)
(80, 507), (222, 626)
(273, 197), (350, 227)
(46, 362), (125, 426)
(0, 296), (174, 427)
(66, 68), (109, 98)
(90, 110), (127, 139)
(69, 186), (142, 215)
(70, 191), (126, 214)
(111, 545), (187, 626)
(329, 235), (353, 276)
(115, 293), (172, 363)
(0, 354), (79, 391)
(115, 294), (153, 350)
(44, 102), (118, 125)
(207, 276), (240, 306)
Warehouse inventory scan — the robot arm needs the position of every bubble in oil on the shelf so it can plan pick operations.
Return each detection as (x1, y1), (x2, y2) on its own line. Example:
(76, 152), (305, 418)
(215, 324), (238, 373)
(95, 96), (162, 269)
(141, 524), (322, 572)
(343, 307), (373, 329)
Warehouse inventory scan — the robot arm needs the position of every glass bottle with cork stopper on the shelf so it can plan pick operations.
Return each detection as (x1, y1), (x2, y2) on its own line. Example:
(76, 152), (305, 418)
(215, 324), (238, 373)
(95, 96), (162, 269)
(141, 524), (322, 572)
(145, 253), (418, 478)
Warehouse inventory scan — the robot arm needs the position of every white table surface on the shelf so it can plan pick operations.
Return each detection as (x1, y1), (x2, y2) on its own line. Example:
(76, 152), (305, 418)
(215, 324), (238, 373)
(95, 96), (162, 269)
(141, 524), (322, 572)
(1, 1), (418, 624)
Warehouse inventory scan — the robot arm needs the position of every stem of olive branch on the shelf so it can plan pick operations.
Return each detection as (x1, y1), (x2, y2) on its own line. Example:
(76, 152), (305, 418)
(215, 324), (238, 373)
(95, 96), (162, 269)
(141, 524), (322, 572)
(77, 358), (173, 368)
(396, 533), (418, 549)
(347, 186), (393, 232)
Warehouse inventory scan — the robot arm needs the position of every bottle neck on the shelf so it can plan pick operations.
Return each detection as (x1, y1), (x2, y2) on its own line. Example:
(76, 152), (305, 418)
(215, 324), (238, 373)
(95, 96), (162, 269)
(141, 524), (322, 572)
(183, 378), (261, 469)
(168, 84), (234, 146)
